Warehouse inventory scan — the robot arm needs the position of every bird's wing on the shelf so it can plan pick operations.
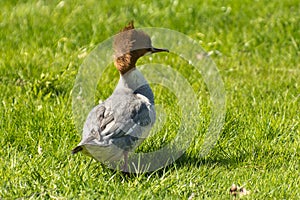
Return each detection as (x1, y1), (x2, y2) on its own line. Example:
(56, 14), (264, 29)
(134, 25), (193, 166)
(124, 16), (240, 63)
(102, 94), (154, 139)
(81, 93), (154, 150)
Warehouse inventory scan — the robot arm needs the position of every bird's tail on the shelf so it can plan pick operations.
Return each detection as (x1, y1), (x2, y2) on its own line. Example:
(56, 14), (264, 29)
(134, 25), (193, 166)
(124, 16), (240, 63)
(71, 146), (83, 154)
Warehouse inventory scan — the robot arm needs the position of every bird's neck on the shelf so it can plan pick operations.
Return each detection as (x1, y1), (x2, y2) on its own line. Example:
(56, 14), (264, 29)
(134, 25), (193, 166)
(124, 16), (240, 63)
(114, 54), (138, 75)
(116, 68), (148, 91)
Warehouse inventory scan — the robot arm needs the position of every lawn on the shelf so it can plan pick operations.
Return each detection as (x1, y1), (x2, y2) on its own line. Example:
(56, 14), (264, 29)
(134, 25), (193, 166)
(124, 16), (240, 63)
(0, 0), (299, 199)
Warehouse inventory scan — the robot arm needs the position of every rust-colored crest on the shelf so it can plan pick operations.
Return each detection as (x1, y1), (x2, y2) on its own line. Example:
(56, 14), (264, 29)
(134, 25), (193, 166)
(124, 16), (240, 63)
(122, 20), (134, 32)
(113, 21), (152, 59)
(113, 21), (152, 74)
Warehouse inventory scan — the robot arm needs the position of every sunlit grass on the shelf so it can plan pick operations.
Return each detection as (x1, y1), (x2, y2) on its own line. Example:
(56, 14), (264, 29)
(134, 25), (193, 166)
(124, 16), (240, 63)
(0, 0), (299, 199)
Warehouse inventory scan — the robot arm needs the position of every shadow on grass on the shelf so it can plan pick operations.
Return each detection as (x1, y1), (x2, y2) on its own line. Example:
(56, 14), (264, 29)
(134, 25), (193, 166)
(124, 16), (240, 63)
(175, 152), (247, 168)
(97, 150), (249, 180)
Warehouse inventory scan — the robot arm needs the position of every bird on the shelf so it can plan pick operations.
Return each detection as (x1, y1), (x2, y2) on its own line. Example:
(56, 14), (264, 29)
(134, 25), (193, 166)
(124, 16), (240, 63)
(72, 21), (169, 172)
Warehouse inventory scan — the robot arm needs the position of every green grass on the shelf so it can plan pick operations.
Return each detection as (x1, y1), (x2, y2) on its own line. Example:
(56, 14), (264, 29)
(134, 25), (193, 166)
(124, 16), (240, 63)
(1, 0), (299, 199)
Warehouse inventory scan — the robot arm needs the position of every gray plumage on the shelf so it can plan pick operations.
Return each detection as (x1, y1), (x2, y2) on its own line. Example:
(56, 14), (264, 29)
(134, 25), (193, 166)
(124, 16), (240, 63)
(72, 21), (168, 170)
(72, 69), (156, 163)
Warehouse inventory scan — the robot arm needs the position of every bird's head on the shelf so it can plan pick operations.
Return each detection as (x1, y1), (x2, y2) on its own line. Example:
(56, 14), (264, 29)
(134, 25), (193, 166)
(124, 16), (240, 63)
(113, 21), (168, 74)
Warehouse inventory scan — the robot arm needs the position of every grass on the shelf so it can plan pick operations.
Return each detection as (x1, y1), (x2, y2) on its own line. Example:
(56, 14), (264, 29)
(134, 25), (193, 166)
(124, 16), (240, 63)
(0, 0), (299, 199)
